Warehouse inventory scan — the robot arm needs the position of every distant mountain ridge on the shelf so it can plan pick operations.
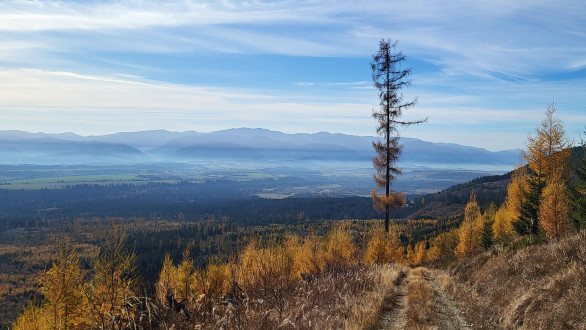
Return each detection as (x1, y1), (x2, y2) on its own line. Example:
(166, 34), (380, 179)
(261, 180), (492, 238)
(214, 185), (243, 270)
(0, 128), (521, 166)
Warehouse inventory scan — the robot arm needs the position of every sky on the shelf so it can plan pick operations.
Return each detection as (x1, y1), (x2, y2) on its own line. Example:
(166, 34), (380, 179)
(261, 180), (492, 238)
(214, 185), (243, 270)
(0, 0), (585, 151)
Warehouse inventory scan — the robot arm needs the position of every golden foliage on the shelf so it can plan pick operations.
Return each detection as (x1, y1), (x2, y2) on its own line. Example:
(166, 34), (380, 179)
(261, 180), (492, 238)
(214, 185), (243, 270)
(414, 240), (428, 264)
(194, 258), (233, 300)
(156, 253), (176, 302)
(539, 174), (569, 240)
(41, 243), (89, 329)
(324, 225), (357, 269)
(523, 103), (571, 181)
(85, 232), (138, 328)
(176, 248), (195, 301)
(456, 192), (482, 257)
(493, 204), (514, 239)
(238, 240), (294, 291)
(505, 166), (528, 222)
(405, 244), (416, 265)
(371, 190), (406, 213)
(428, 229), (459, 263)
(364, 226), (403, 265)
(12, 302), (49, 330)
(290, 233), (323, 276)
(12, 234), (141, 329)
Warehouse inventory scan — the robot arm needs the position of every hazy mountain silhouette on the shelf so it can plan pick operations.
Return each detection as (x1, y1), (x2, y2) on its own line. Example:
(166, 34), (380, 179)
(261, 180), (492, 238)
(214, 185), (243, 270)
(0, 138), (145, 165)
(0, 128), (521, 166)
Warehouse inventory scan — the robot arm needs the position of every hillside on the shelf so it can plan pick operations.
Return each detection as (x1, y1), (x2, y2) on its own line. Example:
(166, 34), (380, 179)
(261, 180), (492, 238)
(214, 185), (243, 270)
(405, 146), (586, 219)
(406, 172), (512, 219)
(444, 231), (586, 328)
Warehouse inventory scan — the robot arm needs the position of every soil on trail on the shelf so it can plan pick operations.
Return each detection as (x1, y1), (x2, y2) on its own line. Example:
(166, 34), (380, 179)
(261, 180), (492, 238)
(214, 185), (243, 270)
(379, 269), (409, 330)
(378, 267), (470, 330)
(423, 269), (471, 329)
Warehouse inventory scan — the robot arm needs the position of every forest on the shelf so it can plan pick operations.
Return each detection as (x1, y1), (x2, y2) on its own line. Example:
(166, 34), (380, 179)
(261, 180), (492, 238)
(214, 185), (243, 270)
(2, 1), (584, 328)
(1, 103), (584, 329)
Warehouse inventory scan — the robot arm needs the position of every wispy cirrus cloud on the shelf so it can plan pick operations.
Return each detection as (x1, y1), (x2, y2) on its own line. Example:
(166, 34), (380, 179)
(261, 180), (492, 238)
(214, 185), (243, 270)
(0, 0), (584, 150)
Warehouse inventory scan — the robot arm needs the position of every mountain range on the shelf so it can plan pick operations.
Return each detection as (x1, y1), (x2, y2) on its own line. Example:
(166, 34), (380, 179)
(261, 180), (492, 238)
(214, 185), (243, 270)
(0, 128), (522, 166)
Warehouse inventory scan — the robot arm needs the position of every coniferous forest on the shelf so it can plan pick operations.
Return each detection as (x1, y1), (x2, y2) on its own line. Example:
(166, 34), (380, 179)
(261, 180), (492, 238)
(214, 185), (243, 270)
(1, 7), (585, 327)
(0, 95), (584, 330)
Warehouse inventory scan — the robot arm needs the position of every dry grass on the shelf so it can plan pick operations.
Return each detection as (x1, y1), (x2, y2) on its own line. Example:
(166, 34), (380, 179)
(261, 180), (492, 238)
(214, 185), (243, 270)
(405, 267), (436, 329)
(157, 263), (407, 329)
(448, 231), (586, 329)
(345, 263), (407, 329)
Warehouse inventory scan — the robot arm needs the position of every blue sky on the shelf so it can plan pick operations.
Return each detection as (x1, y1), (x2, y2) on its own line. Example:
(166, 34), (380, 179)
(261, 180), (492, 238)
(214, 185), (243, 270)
(0, 0), (585, 151)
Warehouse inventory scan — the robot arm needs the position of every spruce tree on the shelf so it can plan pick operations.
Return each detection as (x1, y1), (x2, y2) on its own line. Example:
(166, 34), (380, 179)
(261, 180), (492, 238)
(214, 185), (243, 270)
(568, 143), (586, 230)
(480, 203), (496, 249)
(513, 172), (545, 235)
(481, 219), (494, 250)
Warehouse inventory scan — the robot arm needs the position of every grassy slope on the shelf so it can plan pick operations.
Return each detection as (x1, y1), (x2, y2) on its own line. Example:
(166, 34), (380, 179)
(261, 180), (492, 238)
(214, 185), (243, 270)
(444, 232), (586, 329)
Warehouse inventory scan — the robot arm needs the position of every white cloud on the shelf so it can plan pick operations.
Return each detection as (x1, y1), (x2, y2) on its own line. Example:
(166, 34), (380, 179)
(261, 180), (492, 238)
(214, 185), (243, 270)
(0, 0), (585, 151)
(0, 68), (372, 134)
(1, 0), (583, 70)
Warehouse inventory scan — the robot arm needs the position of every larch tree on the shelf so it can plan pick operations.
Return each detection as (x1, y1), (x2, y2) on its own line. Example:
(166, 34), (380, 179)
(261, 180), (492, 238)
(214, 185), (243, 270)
(40, 240), (89, 329)
(414, 240), (428, 264)
(176, 248), (195, 302)
(523, 103), (571, 181)
(364, 227), (394, 265)
(456, 191), (482, 257)
(429, 229), (459, 264)
(504, 166), (528, 226)
(514, 103), (571, 237)
(157, 253), (177, 302)
(493, 203), (514, 240)
(539, 172), (569, 240)
(364, 226), (403, 265)
(370, 38), (426, 232)
(85, 232), (138, 328)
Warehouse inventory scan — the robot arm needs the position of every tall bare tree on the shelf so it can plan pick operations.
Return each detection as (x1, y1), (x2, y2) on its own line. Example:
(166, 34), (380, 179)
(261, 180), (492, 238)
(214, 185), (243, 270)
(370, 39), (426, 232)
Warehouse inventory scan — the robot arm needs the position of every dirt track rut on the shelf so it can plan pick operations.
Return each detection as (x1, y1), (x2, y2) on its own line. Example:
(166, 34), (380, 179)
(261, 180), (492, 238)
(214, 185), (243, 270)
(378, 267), (471, 329)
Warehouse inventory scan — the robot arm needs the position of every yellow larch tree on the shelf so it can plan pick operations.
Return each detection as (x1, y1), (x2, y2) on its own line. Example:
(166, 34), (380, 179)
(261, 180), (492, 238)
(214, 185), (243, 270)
(504, 166), (528, 223)
(157, 253), (177, 302)
(364, 226), (403, 265)
(176, 248), (195, 302)
(194, 257), (233, 302)
(514, 103), (571, 236)
(428, 229), (459, 263)
(413, 240), (428, 264)
(492, 204), (514, 240)
(405, 244), (416, 265)
(40, 240), (89, 329)
(85, 232), (138, 329)
(324, 225), (356, 269)
(364, 227), (392, 265)
(456, 191), (482, 257)
(388, 225), (405, 263)
(539, 172), (569, 240)
(292, 233), (324, 276)
(12, 302), (48, 330)
(523, 103), (571, 182)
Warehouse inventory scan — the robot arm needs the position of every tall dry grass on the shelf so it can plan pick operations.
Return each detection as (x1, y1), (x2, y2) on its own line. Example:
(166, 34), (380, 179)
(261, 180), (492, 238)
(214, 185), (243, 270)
(405, 267), (435, 329)
(448, 231), (586, 329)
(345, 264), (407, 329)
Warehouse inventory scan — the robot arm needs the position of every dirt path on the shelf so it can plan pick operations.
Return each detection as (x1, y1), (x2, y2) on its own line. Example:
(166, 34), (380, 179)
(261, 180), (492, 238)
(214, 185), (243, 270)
(378, 267), (470, 330)
(378, 268), (409, 330)
(423, 269), (471, 329)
